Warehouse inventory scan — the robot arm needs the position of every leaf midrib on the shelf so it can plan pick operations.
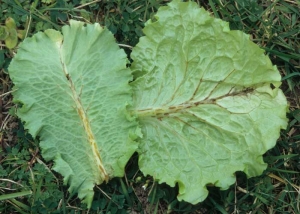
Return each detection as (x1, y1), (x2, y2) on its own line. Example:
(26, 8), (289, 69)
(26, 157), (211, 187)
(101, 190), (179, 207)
(59, 48), (109, 183)
(135, 88), (254, 117)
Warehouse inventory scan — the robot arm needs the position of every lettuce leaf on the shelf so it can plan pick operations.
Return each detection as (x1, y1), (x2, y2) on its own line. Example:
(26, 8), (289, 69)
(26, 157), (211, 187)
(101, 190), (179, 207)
(9, 20), (139, 207)
(8, 0), (288, 207)
(130, 0), (288, 204)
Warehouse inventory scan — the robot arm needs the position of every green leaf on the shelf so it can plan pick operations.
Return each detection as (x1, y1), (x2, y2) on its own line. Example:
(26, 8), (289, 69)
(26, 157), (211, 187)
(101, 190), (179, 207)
(5, 27), (18, 49)
(0, 26), (9, 40)
(5, 17), (17, 30)
(9, 20), (139, 208)
(3, 17), (18, 49)
(130, 0), (288, 204)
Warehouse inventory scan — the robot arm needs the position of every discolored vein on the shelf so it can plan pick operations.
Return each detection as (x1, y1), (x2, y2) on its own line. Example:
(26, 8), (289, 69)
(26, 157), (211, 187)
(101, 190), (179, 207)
(61, 61), (109, 183)
(136, 87), (254, 118)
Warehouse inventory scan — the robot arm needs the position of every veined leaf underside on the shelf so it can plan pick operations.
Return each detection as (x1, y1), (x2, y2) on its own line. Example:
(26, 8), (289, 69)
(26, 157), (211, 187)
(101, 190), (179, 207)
(9, 21), (139, 207)
(130, 0), (288, 205)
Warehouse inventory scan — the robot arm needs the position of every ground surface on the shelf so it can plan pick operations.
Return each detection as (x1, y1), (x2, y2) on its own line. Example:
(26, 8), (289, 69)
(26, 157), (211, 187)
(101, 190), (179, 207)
(0, 0), (299, 213)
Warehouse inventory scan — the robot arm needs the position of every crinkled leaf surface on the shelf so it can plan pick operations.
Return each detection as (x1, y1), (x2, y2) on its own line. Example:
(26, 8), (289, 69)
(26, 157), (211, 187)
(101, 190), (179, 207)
(9, 21), (139, 207)
(130, 0), (288, 204)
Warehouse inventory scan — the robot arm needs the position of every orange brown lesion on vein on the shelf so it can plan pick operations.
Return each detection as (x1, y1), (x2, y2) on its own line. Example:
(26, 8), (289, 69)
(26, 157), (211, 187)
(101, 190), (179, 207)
(135, 100), (214, 117)
(61, 62), (109, 183)
(136, 87), (254, 118)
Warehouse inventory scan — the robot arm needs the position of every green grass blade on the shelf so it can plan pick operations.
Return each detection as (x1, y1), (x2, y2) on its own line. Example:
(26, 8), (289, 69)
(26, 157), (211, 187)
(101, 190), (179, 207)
(0, 190), (32, 201)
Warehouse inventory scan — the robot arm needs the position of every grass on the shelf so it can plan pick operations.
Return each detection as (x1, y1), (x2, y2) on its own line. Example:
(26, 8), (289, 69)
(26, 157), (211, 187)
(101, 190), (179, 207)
(0, 0), (299, 213)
